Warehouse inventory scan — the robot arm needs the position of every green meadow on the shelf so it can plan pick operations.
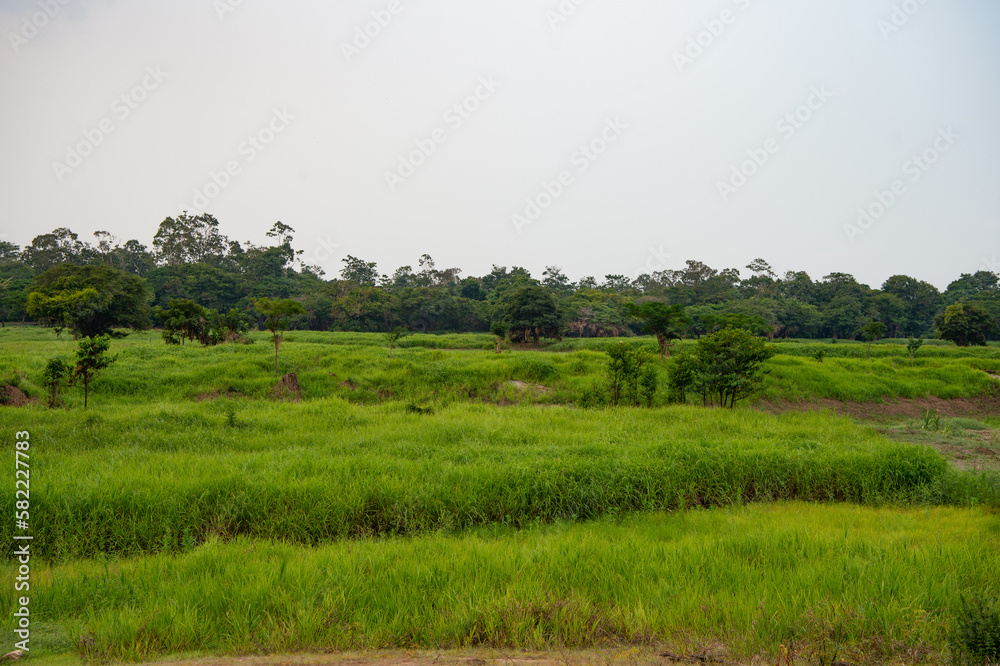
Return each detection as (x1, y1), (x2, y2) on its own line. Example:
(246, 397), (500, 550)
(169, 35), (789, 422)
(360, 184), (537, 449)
(1, 327), (1000, 663)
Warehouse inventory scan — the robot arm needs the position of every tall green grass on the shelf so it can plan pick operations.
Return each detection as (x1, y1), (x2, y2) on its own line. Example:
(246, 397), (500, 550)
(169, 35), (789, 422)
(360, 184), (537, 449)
(2, 401), (996, 560)
(5, 503), (999, 663)
(1, 328), (998, 408)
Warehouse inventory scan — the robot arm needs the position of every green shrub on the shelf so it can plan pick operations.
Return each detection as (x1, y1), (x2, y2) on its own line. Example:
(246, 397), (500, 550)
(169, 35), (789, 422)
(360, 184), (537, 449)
(951, 593), (1000, 665)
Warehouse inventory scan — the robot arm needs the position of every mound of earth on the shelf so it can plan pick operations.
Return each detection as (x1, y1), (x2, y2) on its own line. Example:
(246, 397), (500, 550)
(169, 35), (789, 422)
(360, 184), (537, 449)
(0, 385), (33, 407)
(271, 373), (302, 401)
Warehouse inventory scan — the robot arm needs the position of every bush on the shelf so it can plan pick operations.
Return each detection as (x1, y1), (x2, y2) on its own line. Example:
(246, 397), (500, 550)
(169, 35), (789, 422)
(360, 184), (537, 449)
(669, 328), (775, 408)
(951, 593), (1000, 665)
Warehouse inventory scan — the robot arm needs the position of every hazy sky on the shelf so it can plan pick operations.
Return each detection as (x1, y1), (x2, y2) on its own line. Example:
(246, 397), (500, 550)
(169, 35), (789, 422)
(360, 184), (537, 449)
(1, 0), (997, 290)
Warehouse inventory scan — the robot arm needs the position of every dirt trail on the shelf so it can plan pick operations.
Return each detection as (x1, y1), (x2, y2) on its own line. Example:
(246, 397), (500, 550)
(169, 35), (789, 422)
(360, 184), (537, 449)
(144, 648), (757, 666)
(760, 395), (1000, 421)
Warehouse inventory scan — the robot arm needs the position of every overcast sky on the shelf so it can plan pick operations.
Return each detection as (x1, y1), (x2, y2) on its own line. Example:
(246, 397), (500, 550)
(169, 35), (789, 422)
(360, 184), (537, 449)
(0, 0), (997, 290)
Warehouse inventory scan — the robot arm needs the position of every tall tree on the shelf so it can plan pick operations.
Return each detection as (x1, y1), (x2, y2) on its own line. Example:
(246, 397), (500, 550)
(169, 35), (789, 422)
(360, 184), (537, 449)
(628, 301), (691, 359)
(26, 265), (150, 337)
(935, 303), (997, 347)
(502, 285), (562, 345)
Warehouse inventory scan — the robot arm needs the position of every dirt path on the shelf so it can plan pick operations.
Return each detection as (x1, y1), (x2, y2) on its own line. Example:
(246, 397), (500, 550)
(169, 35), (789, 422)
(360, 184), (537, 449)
(760, 395), (1000, 422)
(145, 648), (753, 666)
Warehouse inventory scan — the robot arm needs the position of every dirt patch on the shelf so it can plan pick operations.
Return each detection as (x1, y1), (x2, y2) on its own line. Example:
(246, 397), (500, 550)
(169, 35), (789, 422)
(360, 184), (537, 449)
(340, 380), (358, 391)
(506, 380), (552, 396)
(195, 389), (241, 402)
(761, 395), (1000, 422)
(271, 373), (303, 402)
(146, 648), (747, 666)
(0, 385), (34, 407)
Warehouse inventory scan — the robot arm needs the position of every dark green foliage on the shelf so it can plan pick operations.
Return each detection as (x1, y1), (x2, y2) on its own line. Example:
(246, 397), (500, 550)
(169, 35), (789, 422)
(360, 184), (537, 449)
(667, 352), (696, 404)
(604, 341), (656, 407)
(203, 308), (254, 345)
(951, 594), (1000, 665)
(490, 321), (507, 353)
(26, 264), (150, 337)
(672, 327), (776, 408)
(861, 320), (888, 359)
(936, 303), (998, 347)
(907, 337), (924, 364)
(628, 301), (691, 358)
(503, 285), (562, 345)
(42, 356), (70, 407)
(70, 335), (116, 409)
(155, 299), (208, 345)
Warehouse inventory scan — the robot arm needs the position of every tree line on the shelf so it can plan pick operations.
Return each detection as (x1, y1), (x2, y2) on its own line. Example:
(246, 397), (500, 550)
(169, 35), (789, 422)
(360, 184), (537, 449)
(2, 214), (999, 345)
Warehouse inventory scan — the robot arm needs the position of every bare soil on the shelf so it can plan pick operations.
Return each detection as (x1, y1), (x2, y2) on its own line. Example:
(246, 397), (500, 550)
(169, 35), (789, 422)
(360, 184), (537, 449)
(0, 384), (34, 407)
(271, 373), (303, 402)
(760, 395), (1000, 422)
(144, 648), (758, 666)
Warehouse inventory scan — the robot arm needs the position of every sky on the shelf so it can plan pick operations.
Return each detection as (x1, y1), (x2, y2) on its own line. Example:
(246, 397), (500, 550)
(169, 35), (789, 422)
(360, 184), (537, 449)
(0, 0), (998, 291)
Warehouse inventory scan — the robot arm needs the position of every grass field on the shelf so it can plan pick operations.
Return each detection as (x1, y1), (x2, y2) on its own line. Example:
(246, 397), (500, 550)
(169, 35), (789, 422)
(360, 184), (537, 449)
(2, 328), (999, 408)
(5, 504), (1000, 664)
(1, 327), (1000, 663)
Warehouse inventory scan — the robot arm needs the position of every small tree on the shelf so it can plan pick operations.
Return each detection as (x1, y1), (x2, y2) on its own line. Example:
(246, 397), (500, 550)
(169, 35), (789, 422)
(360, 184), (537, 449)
(490, 321), (507, 354)
(605, 342), (657, 407)
(254, 298), (306, 374)
(155, 299), (208, 345)
(906, 337), (923, 365)
(384, 327), (408, 359)
(628, 302), (692, 359)
(71, 335), (116, 409)
(861, 320), (887, 360)
(41, 357), (70, 407)
(671, 328), (775, 408)
(202, 307), (254, 346)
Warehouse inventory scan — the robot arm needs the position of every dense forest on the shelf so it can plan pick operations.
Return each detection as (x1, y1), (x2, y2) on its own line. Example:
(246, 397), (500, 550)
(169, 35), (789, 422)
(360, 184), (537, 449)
(2, 213), (999, 342)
